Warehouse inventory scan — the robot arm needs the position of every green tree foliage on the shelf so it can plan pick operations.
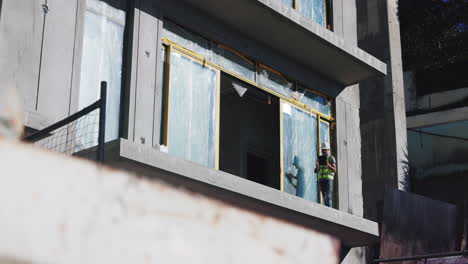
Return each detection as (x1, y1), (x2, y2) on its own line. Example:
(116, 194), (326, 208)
(398, 0), (468, 71)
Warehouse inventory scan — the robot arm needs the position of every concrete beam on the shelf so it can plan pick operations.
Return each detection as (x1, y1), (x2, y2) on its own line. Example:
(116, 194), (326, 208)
(174, 0), (386, 86)
(102, 138), (379, 247)
(407, 106), (468, 129)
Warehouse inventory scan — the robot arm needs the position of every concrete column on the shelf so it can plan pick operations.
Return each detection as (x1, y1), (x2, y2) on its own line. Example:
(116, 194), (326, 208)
(334, 1), (371, 263)
(126, 0), (162, 146)
(334, 0), (363, 217)
(356, 0), (407, 222)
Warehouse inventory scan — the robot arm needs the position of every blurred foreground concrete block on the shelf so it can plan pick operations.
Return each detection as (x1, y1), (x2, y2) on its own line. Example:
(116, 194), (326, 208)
(0, 139), (340, 264)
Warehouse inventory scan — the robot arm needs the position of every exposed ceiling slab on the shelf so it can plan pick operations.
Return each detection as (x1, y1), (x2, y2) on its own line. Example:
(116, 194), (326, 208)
(179, 0), (387, 86)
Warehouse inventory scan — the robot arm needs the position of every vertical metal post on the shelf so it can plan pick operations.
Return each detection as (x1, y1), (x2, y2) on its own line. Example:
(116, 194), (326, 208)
(98, 81), (107, 163)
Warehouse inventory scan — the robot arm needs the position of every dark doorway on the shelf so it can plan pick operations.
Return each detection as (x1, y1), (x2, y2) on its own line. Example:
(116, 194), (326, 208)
(219, 73), (281, 189)
(246, 152), (269, 184)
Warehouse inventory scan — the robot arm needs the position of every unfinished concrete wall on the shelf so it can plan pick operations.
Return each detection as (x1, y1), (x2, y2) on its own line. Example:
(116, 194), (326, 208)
(0, 138), (342, 264)
(406, 86), (468, 115)
(125, 0), (342, 146)
(0, 0), (78, 126)
(0, 0), (128, 132)
(333, 0), (363, 217)
(333, 1), (370, 263)
(408, 121), (468, 193)
(356, 0), (407, 222)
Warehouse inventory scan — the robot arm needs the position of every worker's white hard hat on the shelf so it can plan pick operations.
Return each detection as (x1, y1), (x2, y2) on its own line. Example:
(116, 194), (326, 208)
(321, 142), (330, 150)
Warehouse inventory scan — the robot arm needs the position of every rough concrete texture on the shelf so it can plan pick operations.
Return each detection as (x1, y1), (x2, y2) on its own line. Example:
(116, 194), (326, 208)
(176, 0), (386, 86)
(102, 139), (379, 247)
(336, 86), (364, 217)
(357, 0), (408, 222)
(406, 85), (468, 114)
(334, 1), (367, 262)
(0, 139), (341, 264)
(0, 0), (77, 124)
(0, 0), (42, 113)
(407, 106), (468, 129)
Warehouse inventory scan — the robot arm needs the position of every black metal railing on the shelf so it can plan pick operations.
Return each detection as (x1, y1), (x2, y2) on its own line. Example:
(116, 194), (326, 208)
(373, 250), (468, 263)
(23, 81), (107, 163)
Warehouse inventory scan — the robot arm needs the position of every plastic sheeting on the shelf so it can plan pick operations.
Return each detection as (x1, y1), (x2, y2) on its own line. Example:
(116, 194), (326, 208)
(162, 21), (332, 117)
(212, 44), (255, 81)
(299, 0), (325, 26)
(281, 0), (295, 8)
(282, 102), (318, 202)
(297, 84), (331, 116)
(162, 21), (211, 59)
(320, 120), (330, 147)
(257, 65), (294, 99)
(167, 51), (217, 168)
(163, 20), (255, 81)
(78, 0), (125, 143)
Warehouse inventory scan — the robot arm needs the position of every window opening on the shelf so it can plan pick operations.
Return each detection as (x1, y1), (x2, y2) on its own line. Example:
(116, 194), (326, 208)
(162, 48), (220, 169)
(281, 101), (319, 202)
(77, 0), (126, 144)
(219, 73), (281, 189)
(161, 20), (333, 121)
(160, 20), (337, 204)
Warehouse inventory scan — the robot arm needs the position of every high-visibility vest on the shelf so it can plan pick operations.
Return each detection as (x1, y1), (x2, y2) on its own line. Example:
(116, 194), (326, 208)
(318, 156), (335, 180)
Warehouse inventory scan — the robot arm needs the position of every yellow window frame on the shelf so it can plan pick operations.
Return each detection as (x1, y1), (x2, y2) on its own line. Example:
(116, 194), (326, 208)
(161, 45), (221, 170)
(162, 37), (334, 122)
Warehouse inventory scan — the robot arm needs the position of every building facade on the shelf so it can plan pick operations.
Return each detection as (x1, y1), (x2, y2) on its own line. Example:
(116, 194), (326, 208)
(405, 72), (468, 205)
(0, 0), (406, 262)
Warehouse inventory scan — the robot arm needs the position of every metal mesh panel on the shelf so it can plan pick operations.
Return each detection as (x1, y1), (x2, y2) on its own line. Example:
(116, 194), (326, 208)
(32, 109), (100, 158)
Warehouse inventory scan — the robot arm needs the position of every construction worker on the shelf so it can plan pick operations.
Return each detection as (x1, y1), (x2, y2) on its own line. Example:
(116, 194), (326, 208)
(314, 142), (336, 208)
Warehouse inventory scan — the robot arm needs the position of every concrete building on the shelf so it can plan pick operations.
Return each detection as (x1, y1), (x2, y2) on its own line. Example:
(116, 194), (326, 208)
(0, 0), (407, 262)
(405, 72), (468, 205)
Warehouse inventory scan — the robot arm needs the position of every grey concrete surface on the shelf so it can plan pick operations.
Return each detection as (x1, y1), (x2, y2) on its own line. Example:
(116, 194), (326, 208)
(103, 138), (379, 247)
(407, 106), (468, 129)
(35, 0), (78, 122)
(176, 0), (386, 86)
(406, 86), (468, 114)
(157, 0), (343, 96)
(0, 0), (43, 111)
(357, 0), (408, 222)
(131, 7), (159, 146)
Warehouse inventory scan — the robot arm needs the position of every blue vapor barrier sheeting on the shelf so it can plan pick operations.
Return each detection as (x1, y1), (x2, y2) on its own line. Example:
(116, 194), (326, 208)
(212, 44), (256, 81)
(167, 52), (217, 168)
(320, 120), (330, 146)
(257, 65), (294, 100)
(281, 0), (295, 8)
(300, 0), (325, 26)
(282, 102), (318, 202)
(162, 20), (211, 59)
(162, 20), (331, 116)
(163, 21), (255, 81)
(297, 85), (331, 116)
(78, 0), (125, 144)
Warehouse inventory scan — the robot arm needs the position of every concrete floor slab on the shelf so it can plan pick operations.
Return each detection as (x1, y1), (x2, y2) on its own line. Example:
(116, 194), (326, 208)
(104, 138), (379, 247)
